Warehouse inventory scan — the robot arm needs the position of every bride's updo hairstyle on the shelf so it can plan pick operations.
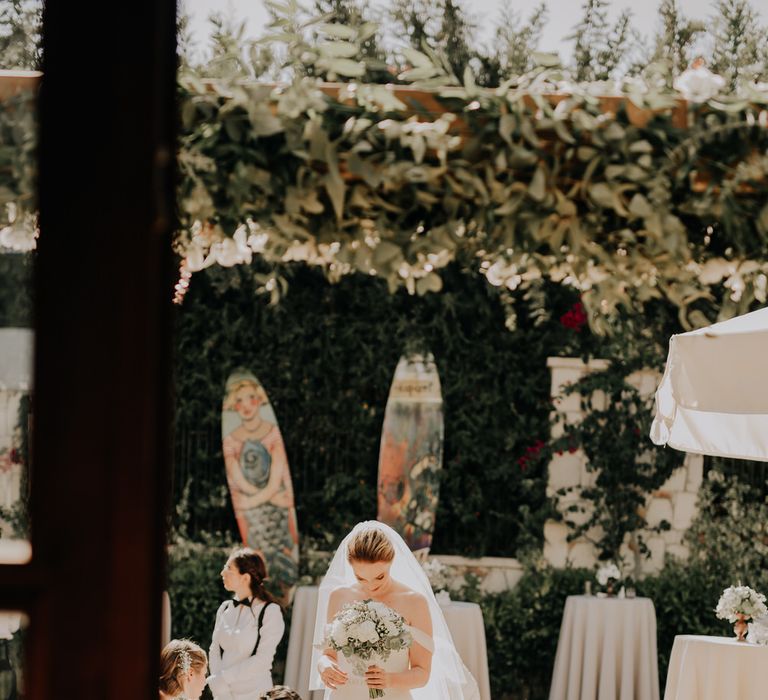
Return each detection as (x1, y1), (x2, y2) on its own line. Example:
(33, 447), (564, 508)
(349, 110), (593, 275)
(159, 639), (207, 696)
(347, 527), (395, 564)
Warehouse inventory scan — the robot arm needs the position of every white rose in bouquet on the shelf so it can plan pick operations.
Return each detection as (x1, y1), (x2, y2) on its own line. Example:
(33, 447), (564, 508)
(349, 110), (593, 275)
(369, 601), (390, 618)
(384, 619), (400, 637)
(329, 620), (348, 647)
(357, 619), (380, 644)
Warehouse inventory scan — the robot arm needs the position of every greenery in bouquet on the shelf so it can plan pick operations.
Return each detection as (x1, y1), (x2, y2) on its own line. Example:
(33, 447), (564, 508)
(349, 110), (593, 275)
(320, 599), (413, 698)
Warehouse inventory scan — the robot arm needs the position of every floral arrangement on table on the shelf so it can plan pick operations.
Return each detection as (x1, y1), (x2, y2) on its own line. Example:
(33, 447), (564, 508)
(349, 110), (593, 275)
(319, 599), (413, 698)
(715, 585), (768, 642)
(422, 558), (452, 605)
(747, 617), (768, 645)
(595, 562), (622, 597)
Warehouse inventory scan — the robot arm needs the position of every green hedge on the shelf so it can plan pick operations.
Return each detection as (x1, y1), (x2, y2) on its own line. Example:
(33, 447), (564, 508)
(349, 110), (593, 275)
(174, 262), (599, 556)
(167, 539), (230, 651)
(638, 559), (730, 683)
(0, 253), (32, 327)
(471, 565), (594, 700)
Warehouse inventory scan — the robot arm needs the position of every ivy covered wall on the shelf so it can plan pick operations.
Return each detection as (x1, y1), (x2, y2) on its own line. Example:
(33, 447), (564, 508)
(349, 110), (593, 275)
(173, 262), (600, 557)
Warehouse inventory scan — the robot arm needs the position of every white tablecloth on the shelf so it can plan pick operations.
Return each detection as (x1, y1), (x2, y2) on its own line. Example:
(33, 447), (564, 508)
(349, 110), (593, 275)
(549, 595), (659, 700)
(283, 585), (491, 700)
(663, 635), (768, 700)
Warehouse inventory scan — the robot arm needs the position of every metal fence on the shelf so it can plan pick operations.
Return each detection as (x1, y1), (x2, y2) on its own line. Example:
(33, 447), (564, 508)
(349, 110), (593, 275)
(172, 406), (380, 541)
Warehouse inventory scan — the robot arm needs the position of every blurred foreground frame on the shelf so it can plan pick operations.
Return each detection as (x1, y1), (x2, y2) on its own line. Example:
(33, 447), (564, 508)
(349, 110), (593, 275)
(0, 2), (177, 699)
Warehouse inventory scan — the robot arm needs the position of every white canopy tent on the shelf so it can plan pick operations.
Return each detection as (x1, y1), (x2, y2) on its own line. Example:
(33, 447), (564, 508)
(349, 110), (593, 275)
(651, 306), (768, 462)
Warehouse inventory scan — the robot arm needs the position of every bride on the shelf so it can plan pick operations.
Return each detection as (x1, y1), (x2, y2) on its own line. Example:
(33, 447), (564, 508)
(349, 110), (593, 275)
(310, 522), (479, 700)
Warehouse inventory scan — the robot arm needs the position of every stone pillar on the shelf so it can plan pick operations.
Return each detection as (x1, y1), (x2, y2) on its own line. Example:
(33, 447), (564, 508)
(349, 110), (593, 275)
(543, 357), (703, 575)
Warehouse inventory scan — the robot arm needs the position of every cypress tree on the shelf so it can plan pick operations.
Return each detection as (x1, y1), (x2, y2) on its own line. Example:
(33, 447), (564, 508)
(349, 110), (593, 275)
(710, 0), (766, 88)
(569, 0), (635, 82)
(479, 1), (548, 85)
(650, 0), (705, 78)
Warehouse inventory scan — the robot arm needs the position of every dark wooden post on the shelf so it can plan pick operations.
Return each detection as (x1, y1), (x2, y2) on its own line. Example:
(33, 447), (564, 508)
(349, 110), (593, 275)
(7, 2), (178, 698)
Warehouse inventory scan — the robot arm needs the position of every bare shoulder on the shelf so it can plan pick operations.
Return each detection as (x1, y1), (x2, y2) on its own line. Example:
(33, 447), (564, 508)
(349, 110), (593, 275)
(328, 586), (358, 615)
(391, 587), (430, 621)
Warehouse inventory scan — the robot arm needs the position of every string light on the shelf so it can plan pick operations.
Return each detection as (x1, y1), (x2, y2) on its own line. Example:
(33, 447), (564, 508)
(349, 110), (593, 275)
(173, 260), (192, 305)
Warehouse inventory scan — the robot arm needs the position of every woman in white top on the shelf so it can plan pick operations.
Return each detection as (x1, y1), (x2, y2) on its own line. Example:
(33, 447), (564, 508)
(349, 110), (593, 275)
(208, 548), (286, 700)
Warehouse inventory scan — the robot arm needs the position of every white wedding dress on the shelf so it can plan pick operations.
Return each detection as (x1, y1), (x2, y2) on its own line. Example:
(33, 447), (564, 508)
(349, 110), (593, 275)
(309, 522), (479, 700)
(328, 624), (435, 700)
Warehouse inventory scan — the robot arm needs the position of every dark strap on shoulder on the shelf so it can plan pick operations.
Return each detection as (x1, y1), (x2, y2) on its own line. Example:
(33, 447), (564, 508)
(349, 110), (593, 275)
(251, 602), (272, 656)
(218, 600), (234, 660)
(218, 600), (273, 659)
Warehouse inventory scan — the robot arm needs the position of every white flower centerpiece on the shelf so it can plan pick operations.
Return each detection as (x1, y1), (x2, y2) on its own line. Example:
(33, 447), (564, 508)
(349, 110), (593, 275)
(715, 584), (768, 642)
(319, 599), (413, 698)
(422, 558), (452, 605)
(595, 563), (622, 597)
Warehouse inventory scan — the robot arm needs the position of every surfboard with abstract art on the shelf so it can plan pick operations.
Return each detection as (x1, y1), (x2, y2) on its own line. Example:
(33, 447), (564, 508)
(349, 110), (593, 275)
(377, 353), (444, 554)
(222, 369), (299, 603)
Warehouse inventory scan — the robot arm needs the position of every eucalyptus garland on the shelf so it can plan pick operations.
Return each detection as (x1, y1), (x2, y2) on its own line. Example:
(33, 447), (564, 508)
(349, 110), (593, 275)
(174, 12), (768, 331)
(3, 13), (768, 331)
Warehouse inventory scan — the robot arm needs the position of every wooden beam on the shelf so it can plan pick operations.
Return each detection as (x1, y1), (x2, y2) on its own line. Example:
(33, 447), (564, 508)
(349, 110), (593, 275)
(0, 70), (41, 101)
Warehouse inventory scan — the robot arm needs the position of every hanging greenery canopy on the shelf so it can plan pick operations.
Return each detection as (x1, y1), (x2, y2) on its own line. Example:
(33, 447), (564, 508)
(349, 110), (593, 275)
(3, 9), (768, 331)
(175, 45), (768, 330)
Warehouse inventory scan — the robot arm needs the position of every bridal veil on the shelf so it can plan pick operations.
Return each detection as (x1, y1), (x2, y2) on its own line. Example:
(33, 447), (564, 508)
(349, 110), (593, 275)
(309, 521), (480, 700)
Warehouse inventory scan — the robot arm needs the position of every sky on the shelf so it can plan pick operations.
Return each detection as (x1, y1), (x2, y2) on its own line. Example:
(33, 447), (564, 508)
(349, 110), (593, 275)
(181, 0), (768, 64)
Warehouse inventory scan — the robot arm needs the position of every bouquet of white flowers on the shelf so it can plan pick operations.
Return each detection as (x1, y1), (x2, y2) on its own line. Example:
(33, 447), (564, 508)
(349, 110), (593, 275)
(715, 585), (768, 623)
(319, 599), (412, 698)
(595, 563), (621, 595)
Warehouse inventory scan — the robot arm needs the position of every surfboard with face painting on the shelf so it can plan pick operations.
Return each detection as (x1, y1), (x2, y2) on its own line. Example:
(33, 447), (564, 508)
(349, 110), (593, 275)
(222, 369), (299, 603)
(376, 353), (444, 554)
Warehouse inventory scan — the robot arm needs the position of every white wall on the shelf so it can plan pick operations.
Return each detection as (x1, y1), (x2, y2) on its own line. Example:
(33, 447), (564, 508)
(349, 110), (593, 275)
(543, 357), (703, 576)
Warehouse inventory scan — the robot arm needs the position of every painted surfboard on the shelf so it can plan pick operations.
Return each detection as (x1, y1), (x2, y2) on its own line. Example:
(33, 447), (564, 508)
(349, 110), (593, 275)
(222, 369), (299, 603)
(377, 353), (444, 554)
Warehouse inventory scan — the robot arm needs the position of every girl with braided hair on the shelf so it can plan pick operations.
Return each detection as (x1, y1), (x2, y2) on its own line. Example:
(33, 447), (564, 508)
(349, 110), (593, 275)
(159, 640), (207, 700)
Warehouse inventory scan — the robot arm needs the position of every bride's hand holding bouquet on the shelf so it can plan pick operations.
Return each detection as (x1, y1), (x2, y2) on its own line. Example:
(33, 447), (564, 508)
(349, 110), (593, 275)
(318, 598), (413, 698)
